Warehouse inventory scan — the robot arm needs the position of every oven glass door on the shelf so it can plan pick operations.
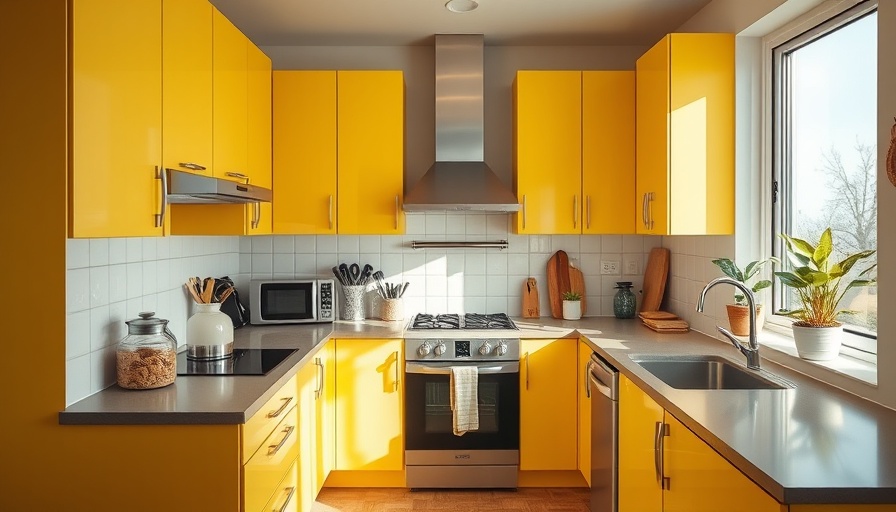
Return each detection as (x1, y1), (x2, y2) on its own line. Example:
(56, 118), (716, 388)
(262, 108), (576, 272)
(405, 361), (520, 451)
(260, 282), (314, 321)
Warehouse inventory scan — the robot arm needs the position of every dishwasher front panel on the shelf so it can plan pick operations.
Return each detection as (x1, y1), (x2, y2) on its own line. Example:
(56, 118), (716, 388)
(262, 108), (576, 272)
(590, 353), (618, 512)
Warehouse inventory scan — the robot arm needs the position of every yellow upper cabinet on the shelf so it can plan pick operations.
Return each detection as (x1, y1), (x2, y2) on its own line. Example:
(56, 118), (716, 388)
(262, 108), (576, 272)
(334, 338), (404, 471)
(70, 0), (163, 238)
(520, 338), (578, 470)
(513, 71), (582, 234)
(272, 71), (338, 234)
(246, 43), (272, 234)
(212, 7), (248, 182)
(583, 71), (636, 234)
(514, 70), (636, 235)
(636, 33), (735, 235)
(162, 0), (212, 177)
(336, 71), (405, 235)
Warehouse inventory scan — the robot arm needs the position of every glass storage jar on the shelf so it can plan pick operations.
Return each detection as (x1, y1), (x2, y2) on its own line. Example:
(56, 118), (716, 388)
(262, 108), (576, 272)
(613, 282), (637, 319)
(116, 312), (178, 389)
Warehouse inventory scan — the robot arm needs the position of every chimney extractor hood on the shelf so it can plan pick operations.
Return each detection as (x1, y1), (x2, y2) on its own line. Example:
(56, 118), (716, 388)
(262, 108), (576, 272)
(403, 34), (520, 213)
(166, 169), (272, 204)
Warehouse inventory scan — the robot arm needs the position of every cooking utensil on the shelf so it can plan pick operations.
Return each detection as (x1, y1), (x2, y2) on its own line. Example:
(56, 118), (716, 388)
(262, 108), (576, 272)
(349, 263), (361, 285)
(360, 264), (374, 285)
(338, 264), (351, 286)
(399, 282), (409, 298)
(373, 271), (387, 298)
(522, 277), (539, 318)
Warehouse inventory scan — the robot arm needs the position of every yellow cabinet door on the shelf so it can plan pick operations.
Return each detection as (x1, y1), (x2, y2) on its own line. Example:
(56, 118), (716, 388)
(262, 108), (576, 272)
(578, 340), (593, 485)
(636, 33), (734, 235)
(162, 0), (212, 177)
(314, 340), (336, 496)
(334, 338), (404, 471)
(212, 7), (247, 181)
(618, 374), (664, 512)
(246, 43), (272, 234)
(664, 414), (781, 512)
(668, 33), (734, 235)
(336, 71), (405, 235)
(272, 71), (338, 234)
(582, 71), (636, 234)
(636, 35), (670, 236)
(513, 71), (582, 234)
(297, 357), (317, 512)
(71, 0), (163, 238)
(261, 459), (299, 512)
(520, 338), (578, 470)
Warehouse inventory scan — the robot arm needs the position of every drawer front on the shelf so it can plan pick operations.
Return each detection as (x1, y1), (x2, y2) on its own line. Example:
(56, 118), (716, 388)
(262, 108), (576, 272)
(245, 405), (300, 512)
(244, 375), (297, 462)
(260, 459), (299, 512)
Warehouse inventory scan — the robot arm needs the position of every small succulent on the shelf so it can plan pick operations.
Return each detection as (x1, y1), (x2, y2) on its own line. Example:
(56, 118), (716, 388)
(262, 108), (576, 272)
(562, 291), (582, 301)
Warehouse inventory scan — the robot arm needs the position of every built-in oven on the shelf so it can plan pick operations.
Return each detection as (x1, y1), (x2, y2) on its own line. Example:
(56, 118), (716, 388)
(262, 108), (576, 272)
(403, 313), (521, 489)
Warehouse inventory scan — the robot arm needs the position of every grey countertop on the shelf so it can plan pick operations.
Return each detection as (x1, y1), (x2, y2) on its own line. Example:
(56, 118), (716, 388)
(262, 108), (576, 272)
(59, 316), (896, 504)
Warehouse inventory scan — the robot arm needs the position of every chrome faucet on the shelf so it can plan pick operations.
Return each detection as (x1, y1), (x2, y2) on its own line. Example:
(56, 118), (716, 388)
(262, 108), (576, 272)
(696, 277), (761, 370)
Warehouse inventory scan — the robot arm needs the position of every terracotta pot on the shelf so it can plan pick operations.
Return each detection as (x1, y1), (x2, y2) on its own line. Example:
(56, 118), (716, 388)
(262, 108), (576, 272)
(725, 304), (764, 336)
(792, 324), (843, 361)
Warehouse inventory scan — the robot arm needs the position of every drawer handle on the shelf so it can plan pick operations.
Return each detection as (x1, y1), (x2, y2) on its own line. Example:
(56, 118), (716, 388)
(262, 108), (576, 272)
(268, 424), (295, 456)
(267, 397), (294, 419)
(179, 162), (207, 171)
(273, 486), (296, 512)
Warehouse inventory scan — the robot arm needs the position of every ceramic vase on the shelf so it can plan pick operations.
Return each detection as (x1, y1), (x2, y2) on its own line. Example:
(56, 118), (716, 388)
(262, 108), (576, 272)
(186, 302), (234, 360)
(563, 300), (582, 321)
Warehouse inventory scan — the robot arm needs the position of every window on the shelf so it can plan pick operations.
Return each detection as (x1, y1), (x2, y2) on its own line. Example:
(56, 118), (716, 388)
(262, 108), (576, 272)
(770, 1), (878, 355)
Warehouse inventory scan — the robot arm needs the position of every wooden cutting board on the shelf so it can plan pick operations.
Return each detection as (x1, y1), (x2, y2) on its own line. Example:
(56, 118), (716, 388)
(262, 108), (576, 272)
(569, 263), (586, 316)
(640, 247), (670, 312)
(546, 250), (572, 319)
(522, 278), (540, 318)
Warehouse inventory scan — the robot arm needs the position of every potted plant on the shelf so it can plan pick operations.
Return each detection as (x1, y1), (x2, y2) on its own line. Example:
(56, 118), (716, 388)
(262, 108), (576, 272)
(775, 228), (876, 361)
(710, 257), (778, 336)
(562, 291), (582, 320)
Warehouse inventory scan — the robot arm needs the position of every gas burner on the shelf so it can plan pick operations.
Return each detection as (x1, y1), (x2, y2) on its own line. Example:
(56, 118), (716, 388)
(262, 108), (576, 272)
(410, 313), (461, 329)
(409, 313), (518, 330)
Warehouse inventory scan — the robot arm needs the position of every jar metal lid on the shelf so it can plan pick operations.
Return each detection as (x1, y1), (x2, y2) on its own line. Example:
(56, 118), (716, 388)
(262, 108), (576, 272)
(125, 311), (171, 335)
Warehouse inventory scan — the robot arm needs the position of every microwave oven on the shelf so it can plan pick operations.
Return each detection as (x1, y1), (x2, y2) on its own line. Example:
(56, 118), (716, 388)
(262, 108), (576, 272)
(249, 279), (334, 324)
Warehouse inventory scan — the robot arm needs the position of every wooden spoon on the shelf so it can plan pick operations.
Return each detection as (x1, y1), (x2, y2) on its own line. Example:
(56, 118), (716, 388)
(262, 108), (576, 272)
(184, 282), (203, 304)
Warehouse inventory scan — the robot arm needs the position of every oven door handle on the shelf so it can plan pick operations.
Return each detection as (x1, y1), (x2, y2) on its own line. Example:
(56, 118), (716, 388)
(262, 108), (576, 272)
(405, 361), (520, 375)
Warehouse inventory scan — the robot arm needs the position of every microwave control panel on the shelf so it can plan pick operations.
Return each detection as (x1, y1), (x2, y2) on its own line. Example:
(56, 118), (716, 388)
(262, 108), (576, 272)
(319, 281), (333, 320)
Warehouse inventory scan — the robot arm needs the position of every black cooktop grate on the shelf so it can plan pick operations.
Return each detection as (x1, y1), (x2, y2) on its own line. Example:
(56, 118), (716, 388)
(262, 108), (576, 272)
(409, 313), (517, 330)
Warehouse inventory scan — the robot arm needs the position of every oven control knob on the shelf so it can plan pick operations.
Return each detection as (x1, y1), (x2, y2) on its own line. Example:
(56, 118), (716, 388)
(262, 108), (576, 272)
(495, 341), (508, 356)
(434, 342), (447, 356)
(478, 341), (492, 355)
(417, 342), (432, 357)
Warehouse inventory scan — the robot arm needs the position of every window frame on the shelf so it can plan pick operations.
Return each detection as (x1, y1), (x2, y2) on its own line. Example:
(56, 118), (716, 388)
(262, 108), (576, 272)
(763, 0), (878, 359)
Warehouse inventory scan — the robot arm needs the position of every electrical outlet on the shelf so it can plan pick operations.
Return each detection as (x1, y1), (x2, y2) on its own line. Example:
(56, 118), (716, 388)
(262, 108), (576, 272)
(625, 259), (639, 275)
(600, 260), (619, 275)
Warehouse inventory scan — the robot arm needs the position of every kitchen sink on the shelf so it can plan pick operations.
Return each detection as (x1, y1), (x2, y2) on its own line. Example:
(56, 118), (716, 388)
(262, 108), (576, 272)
(630, 355), (794, 390)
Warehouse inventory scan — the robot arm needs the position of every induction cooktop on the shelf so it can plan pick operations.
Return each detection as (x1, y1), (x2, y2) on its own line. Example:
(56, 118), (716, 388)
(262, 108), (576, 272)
(176, 348), (298, 376)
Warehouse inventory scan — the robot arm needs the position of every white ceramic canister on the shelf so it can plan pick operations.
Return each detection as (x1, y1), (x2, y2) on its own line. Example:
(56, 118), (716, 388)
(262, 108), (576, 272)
(186, 302), (234, 360)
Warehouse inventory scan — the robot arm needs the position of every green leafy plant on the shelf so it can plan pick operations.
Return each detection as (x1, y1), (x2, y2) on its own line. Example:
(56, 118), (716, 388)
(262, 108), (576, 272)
(774, 228), (876, 327)
(562, 291), (582, 301)
(710, 257), (779, 306)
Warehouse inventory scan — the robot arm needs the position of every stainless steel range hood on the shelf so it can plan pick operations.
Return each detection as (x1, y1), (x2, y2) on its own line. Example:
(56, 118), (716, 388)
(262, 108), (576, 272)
(403, 34), (520, 213)
(165, 169), (272, 204)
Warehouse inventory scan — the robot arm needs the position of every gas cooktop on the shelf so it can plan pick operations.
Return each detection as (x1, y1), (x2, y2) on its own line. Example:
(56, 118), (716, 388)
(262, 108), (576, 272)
(408, 313), (518, 330)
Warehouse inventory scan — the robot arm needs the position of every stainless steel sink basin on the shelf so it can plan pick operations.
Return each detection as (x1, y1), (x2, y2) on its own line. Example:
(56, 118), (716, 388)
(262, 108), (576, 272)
(630, 355), (793, 390)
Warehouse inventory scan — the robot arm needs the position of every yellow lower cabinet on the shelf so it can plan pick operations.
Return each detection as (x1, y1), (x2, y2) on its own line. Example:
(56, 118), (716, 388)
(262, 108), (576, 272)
(262, 459), (299, 512)
(244, 375), (298, 463)
(520, 338), (578, 470)
(334, 338), (404, 471)
(578, 340), (593, 486)
(244, 405), (300, 512)
(619, 373), (665, 512)
(314, 340), (336, 495)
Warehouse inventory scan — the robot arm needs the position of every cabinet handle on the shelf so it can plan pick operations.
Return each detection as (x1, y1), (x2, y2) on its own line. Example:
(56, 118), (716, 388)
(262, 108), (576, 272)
(394, 195), (400, 230)
(525, 352), (530, 390)
(267, 424), (295, 456)
(393, 350), (400, 391)
(522, 195), (527, 230)
(328, 195), (334, 230)
(573, 195), (578, 229)
(314, 357), (324, 400)
(584, 361), (591, 399)
(586, 196), (592, 230)
(273, 486), (296, 512)
(647, 192), (655, 230)
(267, 397), (294, 419)
(155, 166), (167, 228)
(226, 171), (250, 183)
(178, 162), (207, 171)
(654, 421), (670, 490)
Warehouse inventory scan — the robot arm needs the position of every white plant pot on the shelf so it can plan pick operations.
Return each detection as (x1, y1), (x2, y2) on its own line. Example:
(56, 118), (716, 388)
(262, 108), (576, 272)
(792, 324), (843, 361)
(563, 300), (582, 321)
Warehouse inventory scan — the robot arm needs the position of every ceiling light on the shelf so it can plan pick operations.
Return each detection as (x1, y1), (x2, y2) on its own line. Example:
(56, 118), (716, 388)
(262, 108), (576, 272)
(446, 0), (478, 13)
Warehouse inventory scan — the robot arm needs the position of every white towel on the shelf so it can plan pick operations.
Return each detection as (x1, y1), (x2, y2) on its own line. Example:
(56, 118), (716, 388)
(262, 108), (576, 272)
(450, 366), (479, 436)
